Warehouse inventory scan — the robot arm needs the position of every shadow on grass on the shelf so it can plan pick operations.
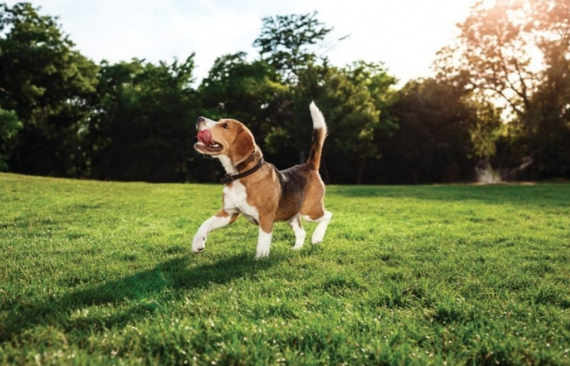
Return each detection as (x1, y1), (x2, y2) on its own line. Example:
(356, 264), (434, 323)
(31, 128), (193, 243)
(1, 253), (276, 342)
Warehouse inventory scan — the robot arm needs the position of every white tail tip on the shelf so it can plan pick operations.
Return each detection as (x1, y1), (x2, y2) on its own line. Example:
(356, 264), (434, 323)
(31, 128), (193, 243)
(309, 101), (326, 130)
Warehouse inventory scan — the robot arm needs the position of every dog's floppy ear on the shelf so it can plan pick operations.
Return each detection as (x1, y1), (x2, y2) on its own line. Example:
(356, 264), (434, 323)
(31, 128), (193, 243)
(231, 127), (256, 165)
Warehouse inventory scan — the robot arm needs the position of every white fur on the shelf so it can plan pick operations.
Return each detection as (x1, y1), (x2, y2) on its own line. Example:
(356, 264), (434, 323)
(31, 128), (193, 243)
(218, 181), (273, 259)
(288, 215), (307, 250)
(217, 155), (238, 175)
(198, 118), (217, 131)
(255, 230), (272, 259)
(192, 180), (262, 255)
(302, 210), (333, 244)
(192, 214), (234, 252)
(223, 181), (259, 224)
(309, 101), (327, 131)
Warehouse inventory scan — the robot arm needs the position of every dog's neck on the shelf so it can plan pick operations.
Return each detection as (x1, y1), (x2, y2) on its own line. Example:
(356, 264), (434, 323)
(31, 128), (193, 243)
(218, 155), (238, 175)
(217, 150), (263, 175)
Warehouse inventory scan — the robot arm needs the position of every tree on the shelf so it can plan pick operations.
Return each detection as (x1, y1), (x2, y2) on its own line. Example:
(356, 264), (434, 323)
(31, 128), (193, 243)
(253, 12), (333, 83)
(0, 2), (98, 177)
(252, 13), (330, 169)
(435, 0), (570, 179)
(382, 78), (483, 183)
(87, 57), (199, 182)
(527, 0), (570, 178)
(527, 47), (570, 177)
(434, 0), (538, 123)
(198, 52), (287, 138)
(261, 61), (398, 184)
(252, 12), (398, 183)
(0, 108), (21, 170)
(313, 61), (398, 184)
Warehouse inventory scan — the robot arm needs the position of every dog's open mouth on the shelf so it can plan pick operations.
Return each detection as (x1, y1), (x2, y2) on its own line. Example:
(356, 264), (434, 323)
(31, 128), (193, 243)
(196, 130), (222, 152)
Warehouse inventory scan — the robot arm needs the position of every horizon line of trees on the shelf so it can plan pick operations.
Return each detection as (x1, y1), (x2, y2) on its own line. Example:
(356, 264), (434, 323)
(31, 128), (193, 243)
(1, 1), (569, 184)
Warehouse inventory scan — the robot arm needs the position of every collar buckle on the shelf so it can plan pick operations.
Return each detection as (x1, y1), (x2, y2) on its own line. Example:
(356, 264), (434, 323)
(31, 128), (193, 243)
(220, 174), (234, 184)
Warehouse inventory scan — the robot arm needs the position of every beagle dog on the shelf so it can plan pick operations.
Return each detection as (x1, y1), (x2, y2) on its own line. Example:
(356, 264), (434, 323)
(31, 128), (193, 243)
(192, 102), (332, 259)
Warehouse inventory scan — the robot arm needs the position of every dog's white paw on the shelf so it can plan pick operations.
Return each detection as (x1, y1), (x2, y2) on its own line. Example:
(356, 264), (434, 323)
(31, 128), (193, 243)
(255, 231), (271, 259)
(311, 230), (325, 244)
(192, 235), (206, 253)
(254, 249), (270, 260)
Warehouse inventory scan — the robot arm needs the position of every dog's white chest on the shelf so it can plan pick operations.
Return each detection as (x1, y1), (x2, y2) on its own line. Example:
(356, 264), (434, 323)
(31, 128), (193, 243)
(223, 181), (259, 224)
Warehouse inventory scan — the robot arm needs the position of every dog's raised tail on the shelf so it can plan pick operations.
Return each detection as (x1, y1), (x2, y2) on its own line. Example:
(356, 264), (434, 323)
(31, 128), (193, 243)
(307, 101), (328, 171)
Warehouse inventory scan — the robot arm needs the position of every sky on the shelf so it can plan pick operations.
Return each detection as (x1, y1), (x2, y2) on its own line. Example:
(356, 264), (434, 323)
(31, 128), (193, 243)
(9, 0), (478, 85)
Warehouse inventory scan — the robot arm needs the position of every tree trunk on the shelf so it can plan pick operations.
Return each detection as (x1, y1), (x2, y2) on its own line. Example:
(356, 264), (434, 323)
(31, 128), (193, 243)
(405, 164), (419, 184)
(74, 120), (81, 178)
(357, 158), (365, 185)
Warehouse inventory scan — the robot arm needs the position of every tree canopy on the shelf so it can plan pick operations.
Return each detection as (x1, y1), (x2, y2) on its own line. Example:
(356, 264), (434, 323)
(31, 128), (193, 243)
(1, 1), (569, 183)
(435, 0), (570, 179)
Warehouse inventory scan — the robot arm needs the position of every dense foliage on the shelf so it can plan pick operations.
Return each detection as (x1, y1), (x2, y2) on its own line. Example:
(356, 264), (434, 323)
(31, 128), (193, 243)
(1, 1), (569, 183)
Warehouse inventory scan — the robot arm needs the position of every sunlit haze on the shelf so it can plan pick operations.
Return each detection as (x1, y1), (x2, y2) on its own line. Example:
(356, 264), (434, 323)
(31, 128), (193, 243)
(10, 0), (477, 84)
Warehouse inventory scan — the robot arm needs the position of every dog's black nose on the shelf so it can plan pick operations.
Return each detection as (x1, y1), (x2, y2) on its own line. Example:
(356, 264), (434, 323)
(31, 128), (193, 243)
(197, 116), (205, 123)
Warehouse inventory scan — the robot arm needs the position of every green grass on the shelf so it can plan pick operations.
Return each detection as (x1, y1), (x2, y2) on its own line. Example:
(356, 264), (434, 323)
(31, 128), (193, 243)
(1, 173), (569, 365)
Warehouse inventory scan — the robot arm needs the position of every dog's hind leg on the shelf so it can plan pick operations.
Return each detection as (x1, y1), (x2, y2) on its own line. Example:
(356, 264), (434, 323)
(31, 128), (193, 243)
(288, 214), (306, 250)
(192, 209), (239, 253)
(311, 210), (332, 244)
(303, 210), (333, 245)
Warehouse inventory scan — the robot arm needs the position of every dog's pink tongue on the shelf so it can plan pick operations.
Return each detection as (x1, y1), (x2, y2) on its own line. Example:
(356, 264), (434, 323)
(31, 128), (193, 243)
(197, 130), (212, 145)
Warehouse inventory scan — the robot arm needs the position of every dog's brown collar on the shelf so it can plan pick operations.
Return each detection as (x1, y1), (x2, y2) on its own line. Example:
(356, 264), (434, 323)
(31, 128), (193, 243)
(221, 159), (265, 185)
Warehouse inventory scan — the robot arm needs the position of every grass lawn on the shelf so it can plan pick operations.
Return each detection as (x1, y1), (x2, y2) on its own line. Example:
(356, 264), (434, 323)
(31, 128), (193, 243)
(1, 172), (569, 365)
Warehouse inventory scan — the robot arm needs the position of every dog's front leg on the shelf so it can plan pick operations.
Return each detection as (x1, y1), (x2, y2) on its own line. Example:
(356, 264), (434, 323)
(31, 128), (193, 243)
(192, 209), (239, 253)
(254, 217), (274, 259)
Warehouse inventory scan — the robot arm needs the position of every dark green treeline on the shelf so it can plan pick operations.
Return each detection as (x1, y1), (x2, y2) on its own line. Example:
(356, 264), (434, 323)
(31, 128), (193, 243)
(1, 2), (569, 184)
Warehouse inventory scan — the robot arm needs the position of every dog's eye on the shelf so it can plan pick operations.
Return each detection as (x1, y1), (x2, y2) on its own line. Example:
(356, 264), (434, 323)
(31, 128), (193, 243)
(221, 123), (229, 129)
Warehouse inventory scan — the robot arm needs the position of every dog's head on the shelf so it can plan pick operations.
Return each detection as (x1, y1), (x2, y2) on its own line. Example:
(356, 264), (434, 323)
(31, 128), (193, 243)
(194, 117), (256, 165)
